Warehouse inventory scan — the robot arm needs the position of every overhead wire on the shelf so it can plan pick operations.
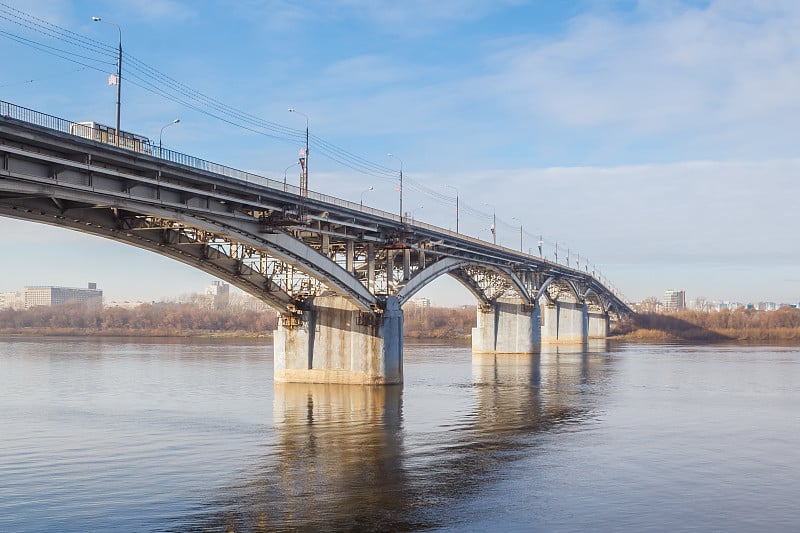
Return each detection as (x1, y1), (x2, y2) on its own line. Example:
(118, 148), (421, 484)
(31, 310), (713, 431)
(0, 3), (602, 274)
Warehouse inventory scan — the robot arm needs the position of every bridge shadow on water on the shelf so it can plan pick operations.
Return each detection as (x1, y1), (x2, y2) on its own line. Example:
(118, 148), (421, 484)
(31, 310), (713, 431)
(175, 340), (617, 532)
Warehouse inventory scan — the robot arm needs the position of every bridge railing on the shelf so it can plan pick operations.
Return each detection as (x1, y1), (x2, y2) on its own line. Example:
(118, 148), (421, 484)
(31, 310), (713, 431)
(0, 99), (628, 306)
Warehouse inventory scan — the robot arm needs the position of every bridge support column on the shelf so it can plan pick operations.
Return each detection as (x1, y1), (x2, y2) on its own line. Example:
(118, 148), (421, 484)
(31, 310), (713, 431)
(472, 298), (540, 354)
(540, 301), (588, 344)
(274, 295), (403, 385)
(587, 311), (610, 339)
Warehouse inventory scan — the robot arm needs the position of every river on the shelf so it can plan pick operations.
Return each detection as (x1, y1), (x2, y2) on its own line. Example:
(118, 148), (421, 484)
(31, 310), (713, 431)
(1, 337), (798, 532)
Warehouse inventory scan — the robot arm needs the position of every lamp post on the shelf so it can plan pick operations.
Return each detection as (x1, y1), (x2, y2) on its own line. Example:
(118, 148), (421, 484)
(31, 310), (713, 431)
(92, 16), (122, 146)
(538, 235), (544, 258)
(387, 153), (403, 222)
(158, 118), (180, 158)
(512, 216), (523, 252)
(445, 184), (459, 233)
(283, 162), (299, 192)
(410, 205), (423, 224)
(360, 186), (374, 208)
(288, 108), (309, 197)
(483, 203), (496, 244)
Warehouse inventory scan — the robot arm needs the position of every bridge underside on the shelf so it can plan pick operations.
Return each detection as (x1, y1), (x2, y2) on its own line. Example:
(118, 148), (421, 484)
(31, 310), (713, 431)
(0, 110), (631, 386)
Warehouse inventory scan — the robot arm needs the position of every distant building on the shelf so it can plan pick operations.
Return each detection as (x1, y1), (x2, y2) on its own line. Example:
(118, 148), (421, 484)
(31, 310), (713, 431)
(23, 283), (103, 309)
(205, 280), (230, 309)
(663, 289), (686, 313)
(408, 298), (431, 310)
(0, 291), (25, 310)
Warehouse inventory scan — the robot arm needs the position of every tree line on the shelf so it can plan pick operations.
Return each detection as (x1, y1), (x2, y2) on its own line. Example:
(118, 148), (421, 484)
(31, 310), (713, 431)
(0, 302), (478, 338)
(618, 306), (800, 342)
(4, 300), (799, 343)
(0, 302), (277, 337)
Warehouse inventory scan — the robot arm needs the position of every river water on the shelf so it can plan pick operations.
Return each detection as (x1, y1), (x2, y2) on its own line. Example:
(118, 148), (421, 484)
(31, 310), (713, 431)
(1, 337), (798, 532)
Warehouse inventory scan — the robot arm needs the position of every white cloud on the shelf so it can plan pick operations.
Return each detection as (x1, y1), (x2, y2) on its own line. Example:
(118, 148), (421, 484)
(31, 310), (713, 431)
(334, 0), (525, 28)
(479, 0), (800, 148)
(118, 0), (196, 22)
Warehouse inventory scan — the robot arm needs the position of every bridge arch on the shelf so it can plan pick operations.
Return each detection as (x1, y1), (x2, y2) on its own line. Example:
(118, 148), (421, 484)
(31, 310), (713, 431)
(536, 276), (583, 305)
(396, 257), (469, 305)
(397, 258), (533, 307)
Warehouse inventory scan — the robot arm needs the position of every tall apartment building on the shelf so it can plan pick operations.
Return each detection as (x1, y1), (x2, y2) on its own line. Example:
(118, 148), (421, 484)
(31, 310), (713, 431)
(663, 289), (686, 313)
(205, 280), (230, 309)
(23, 283), (103, 309)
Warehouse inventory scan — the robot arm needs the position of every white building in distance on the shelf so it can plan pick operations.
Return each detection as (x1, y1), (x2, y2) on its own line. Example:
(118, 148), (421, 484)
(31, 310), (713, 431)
(205, 280), (230, 309)
(663, 289), (686, 313)
(22, 283), (103, 309)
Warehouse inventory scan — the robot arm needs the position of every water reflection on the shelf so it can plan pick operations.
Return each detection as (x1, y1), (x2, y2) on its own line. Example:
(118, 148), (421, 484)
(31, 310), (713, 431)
(186, 344), (616, 531)
(272, 383), (407, 527)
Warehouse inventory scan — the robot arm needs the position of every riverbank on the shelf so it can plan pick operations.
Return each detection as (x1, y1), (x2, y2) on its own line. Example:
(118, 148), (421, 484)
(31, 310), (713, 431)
(3, 303), (800, 344)
(612, 307), (800, 343)
(0, 328), (271, 338)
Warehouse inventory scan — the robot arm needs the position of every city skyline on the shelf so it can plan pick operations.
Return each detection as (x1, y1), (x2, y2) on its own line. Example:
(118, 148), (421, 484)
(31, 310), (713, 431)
(1, 1), (799, 305)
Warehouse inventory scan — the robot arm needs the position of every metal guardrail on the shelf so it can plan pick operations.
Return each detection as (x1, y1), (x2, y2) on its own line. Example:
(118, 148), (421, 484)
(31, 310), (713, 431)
(0, 99), (629, 305)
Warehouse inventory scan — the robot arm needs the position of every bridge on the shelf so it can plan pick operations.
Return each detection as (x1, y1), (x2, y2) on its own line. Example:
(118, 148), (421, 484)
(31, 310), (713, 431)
(0, 100), (632, 385)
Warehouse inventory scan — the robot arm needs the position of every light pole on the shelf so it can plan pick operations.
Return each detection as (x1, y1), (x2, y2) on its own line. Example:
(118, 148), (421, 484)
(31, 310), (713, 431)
(538, 235), (544, 258)
(158, 118), (180, 157)
(445, 184), (459, 233)
(410, 205), (423, 224)
(387, 153), (403, 222)
(288, 108), (309, 197)
(483, 203), (496, 244)
(283, 162), (299, 192)
(360, 185), (374, 208)
(92, 16), (122, 146)
(512, 216), (523, 252)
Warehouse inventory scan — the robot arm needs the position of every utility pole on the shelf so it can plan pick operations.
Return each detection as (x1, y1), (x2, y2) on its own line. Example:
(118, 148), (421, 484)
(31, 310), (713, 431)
(484, 203), (496, 244)
(288, 108), (309, 198)
(512, 217), (523, 251)
(388, 153), (403, 222)
(445, 184), (459, 233)
(92, 17), (122, 146)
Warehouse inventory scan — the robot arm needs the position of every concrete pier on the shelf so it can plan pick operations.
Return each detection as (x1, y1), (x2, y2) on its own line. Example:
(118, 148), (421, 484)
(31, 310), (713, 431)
(274, 295), (403, 385)
(540, 301), (588, 344)
(472, 298), (540, 354)
(587, 311), (610, 339)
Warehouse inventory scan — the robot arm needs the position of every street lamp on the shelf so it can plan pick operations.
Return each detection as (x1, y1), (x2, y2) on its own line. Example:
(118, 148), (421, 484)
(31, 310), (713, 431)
(538, 235), (544, 258)
(483, 202), (496, 244)
(410, 204), (423, 224)
(445, 184), (459, 233)
(158, 118), (180, 157)
(288, 108), (309, 197)
(92, 16), (122, 146)
(360, 186), (374, 208)
(387, 153), (403, 222)
(512, 216), (523, 252)
(283, 162), (299, 192)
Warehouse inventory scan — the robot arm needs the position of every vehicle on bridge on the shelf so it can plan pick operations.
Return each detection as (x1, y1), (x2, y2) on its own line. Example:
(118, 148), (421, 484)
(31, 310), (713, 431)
(69, 121), (151, 154)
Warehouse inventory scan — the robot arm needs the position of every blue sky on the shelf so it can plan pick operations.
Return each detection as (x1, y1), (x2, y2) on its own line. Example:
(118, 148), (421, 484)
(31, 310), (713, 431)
(1, 0), (799, 306)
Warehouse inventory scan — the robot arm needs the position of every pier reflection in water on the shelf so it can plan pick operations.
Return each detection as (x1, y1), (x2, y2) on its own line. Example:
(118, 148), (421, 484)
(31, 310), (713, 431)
(188, 342), (614, 531)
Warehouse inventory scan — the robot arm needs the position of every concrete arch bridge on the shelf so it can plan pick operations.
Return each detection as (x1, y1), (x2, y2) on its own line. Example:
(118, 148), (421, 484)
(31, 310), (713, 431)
(0, 101), (632, 384)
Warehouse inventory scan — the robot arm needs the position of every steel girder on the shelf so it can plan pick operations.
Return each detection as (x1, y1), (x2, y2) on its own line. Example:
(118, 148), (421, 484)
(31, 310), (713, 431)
(0, 182), (378, 313)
